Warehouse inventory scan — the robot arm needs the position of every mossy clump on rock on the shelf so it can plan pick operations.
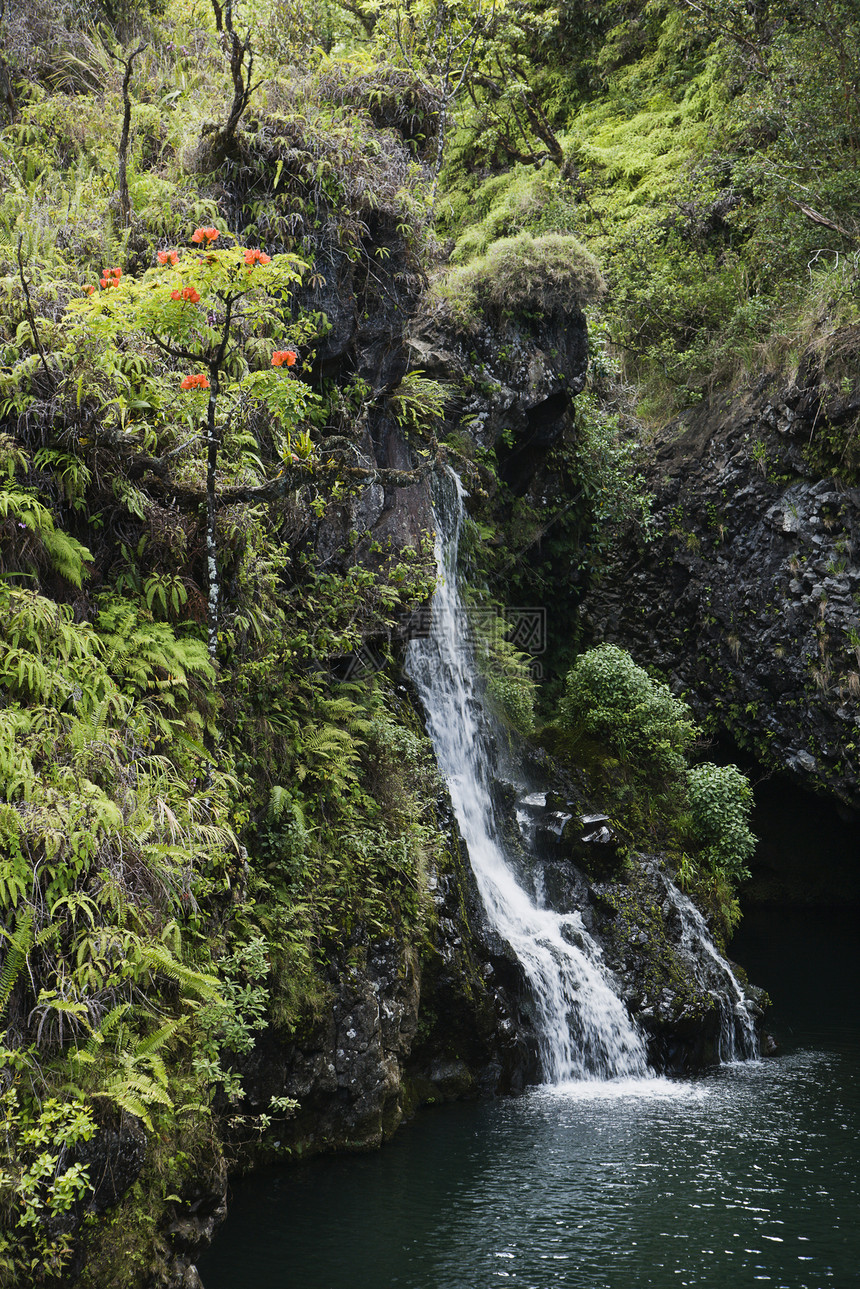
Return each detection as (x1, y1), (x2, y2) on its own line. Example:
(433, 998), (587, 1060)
(438, 232), (605, 326)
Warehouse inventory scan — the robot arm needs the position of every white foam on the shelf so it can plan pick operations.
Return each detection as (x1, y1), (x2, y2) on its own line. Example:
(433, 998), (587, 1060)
(533, 1077), (710, 1102)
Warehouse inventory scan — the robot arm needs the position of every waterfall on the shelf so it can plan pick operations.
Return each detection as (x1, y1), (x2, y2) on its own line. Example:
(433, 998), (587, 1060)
(665, 885), (760, 1062)
(405, 471), (651, 1083)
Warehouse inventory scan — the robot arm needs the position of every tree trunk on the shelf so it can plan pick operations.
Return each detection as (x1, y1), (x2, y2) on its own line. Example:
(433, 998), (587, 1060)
(205, 369), (220, 662)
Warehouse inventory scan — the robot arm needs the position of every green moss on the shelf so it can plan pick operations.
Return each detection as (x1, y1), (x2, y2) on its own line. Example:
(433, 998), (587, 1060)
(600, 868), (710, 1019)
(435, 232), (605, 327)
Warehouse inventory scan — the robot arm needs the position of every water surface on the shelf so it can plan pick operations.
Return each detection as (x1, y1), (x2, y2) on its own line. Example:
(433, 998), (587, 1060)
(199, 907), (860, 1289)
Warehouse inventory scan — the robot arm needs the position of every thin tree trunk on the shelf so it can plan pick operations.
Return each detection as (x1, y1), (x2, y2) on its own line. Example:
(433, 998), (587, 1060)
(115, 43), (145, 228)
(205, 367), (220, 662)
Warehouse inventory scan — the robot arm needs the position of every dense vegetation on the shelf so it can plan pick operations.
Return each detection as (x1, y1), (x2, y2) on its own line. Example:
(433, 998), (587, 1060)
(439, 0), (860, 448)
(1, 0), (858, 1281)
(552, 643), (755, 937)
(0, 2), (448, 1279)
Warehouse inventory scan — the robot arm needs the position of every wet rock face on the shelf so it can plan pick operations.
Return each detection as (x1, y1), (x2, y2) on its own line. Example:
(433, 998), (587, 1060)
(405, 838), (541, 1100)
(514, 788), (764, 1072)
(307, 237), (436, 584)
(583, 377), (860, 808)
(407, 303), (589, 495)
(587, 858), (765, 1072)
(235, 939), (422, 1155)
(228, 834), (535, 1166)
(77, 1117), (148, 1214)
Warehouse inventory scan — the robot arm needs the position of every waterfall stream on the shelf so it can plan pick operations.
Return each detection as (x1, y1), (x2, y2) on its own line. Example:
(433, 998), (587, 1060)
(666, 885), (759, 1061)
(405, 472), (651, 1083)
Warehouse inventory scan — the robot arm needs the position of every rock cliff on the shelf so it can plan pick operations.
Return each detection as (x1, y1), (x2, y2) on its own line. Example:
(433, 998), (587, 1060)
(584, 373), (860, 810)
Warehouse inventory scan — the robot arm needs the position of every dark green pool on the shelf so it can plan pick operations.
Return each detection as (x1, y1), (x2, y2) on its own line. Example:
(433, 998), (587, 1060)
(197, 906), (859, 1289)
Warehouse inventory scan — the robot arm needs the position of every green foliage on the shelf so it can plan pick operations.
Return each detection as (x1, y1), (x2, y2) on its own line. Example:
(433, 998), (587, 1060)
(551, 641), (756, 939)
(482, 639), (537, 737)
(390, 371), (449, 433)
(469, 606), (537, 736)
(439, 232), (605, 325)
(435, 0), (860, 434)
(560, 642), (696, 782)
(685, 761), (755, 884)
(0, 1091), (97, 1281)
(95, 596), (215, 737)
(0, 579), (238, 1272)
(0, 486), (92, 586)
(569, 381), (653, 575)
(0, 2), (452, 1280)
(192, 936), (271, 1103)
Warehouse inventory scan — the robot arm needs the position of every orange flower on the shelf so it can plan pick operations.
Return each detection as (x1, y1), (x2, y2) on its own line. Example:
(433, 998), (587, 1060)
(191, 226), (220, 245)
(182, 286), (201, 303)
(84, 284), (96, 295)
(157, 249), (179, 266)
(171, 289), (182, 301)
(244, 248), (272, 267)
(180, 373), (210, 391)
(271, 349), (297, 368)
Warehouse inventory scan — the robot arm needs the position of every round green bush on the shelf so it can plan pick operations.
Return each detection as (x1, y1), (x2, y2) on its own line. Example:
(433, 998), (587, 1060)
(440, 232), (606, 323)
(685, 761), (756, 882)
(560, 642), (696, 782)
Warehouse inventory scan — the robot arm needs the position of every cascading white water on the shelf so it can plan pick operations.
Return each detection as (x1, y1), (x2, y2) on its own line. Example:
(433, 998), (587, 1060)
(406, 471), (651, 1083)
(666, 885), (760, 1062)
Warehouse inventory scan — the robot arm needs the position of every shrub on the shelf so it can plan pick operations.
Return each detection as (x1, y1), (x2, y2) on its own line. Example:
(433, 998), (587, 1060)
(438, 232), (605, 325)
(685, 761), (756, 883)
(560, 642), (696, 782)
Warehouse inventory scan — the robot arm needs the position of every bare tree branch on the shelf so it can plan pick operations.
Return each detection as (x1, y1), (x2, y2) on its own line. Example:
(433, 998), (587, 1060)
(106, 40), (146, 228)
(16, 237), (56, 391)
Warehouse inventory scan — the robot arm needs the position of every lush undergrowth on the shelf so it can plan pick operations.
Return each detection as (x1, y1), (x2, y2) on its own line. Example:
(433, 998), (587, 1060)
(0, 1), (447, 1280)
(547, 642), (755, 942)
(435, 0), (860, 457)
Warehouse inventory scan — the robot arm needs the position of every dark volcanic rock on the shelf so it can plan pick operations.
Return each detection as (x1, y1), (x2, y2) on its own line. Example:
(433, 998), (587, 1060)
(583, 377), (860, 808)
(515, 789), (764, 1072)
(408, 300), (589, 497)
(234, 937), (422, 1156)
(226, 809), (537, 1170)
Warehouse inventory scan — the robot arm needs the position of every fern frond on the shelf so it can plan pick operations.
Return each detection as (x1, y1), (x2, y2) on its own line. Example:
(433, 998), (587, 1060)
(0, 908), (34, 1012)
(138, 942), (221, 1002)
(0, 487), (92, 586)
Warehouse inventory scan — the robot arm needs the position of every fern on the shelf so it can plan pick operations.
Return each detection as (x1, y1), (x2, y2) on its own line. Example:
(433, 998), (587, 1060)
(0, 487), (92, 587)
(137, 939), (221, 1002)
(268, 784), (292, 821)
(95, 598), (214, 734)
(0, 434), (29, 480)
(32, 449), (92, 506)
(0, 908), (33, 1013)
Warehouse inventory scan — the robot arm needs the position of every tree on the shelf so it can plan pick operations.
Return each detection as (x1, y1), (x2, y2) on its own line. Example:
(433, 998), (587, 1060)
(372, 0), (575, 194)
(68, 229), (316, 658)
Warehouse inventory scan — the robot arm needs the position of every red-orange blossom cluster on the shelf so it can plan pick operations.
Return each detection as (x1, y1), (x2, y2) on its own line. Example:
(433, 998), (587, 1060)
(82, 235), (299, 393)
(245, 248), (271, 267)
